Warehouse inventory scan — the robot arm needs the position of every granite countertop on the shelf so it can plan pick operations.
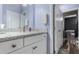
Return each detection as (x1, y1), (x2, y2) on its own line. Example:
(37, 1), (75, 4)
(0, 30), (47, 42)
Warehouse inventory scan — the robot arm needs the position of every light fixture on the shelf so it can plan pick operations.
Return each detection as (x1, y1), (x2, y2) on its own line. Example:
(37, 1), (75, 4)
(0, 24), (5, 29)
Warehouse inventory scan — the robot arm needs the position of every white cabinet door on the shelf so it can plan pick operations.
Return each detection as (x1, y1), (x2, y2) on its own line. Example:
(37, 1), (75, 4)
(32, 39), (47, 54)
(11, 45), (32, 54)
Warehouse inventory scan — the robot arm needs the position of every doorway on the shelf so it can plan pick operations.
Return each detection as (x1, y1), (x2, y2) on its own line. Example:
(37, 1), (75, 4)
(63, 10), (78, 40)
(58, 9), (78, 54)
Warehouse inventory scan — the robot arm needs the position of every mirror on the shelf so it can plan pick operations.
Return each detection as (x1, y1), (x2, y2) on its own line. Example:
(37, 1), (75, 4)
(6, 10), (20, 29)
(0, 4), (28, 32)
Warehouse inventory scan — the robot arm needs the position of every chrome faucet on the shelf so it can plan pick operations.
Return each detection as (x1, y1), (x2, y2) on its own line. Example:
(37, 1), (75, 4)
(23, 26), (25, 32)
(23, 25), (28, 32)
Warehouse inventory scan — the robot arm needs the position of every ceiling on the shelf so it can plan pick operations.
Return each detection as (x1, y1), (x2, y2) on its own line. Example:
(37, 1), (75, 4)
(58, 4), (79, 12)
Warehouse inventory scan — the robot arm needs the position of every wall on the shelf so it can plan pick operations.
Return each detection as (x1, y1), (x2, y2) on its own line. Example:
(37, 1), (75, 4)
(54, 5), (64, 53)
(59, 4), (79, 12)
(34, 4), (54, 54)
(34, 4), (50, 30)
(0, 5), (2, 24)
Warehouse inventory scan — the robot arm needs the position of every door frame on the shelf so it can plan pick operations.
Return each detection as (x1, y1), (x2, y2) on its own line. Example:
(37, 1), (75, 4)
(53, 4), (55, 54)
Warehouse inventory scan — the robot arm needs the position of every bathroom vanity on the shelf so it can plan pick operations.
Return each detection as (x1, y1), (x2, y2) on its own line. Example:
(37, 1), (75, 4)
(0, 31), (47, 54)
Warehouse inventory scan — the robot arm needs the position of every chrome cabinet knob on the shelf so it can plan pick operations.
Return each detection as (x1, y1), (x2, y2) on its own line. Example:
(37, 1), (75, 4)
(33, 46), (37, 50)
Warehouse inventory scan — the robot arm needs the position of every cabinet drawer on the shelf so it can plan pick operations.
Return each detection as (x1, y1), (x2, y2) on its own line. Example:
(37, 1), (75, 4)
(32, 39), (47, 54)
(24, 35), (42, 46)
(0, 39), (23, 54)
(24, 34), (47, 46)
(11, 39), (47, 54)
(11, 45), (33, 54)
